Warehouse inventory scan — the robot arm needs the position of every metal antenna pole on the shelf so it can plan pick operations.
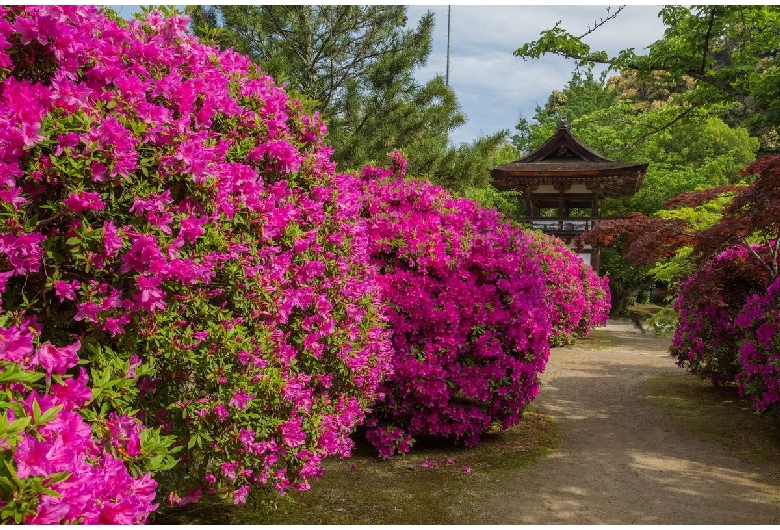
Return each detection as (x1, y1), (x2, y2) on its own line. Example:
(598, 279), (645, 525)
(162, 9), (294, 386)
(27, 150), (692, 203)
(445, 5), (451, 86)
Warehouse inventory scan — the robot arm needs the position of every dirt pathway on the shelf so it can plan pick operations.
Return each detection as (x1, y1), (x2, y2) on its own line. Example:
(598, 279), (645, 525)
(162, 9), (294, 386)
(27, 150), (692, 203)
(488, 319), (780, 524)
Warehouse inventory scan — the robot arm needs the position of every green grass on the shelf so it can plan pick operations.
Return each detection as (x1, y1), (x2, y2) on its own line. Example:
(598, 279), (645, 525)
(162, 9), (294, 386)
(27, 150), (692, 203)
(644, 372), (780, 475)
(152, 409), (559, 525)
(568, 329), (620, 350)
(629, 303), (666, 317)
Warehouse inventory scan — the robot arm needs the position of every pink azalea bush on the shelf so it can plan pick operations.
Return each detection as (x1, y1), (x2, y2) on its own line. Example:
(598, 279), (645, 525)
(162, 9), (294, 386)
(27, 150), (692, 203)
(670, 246), (768, 386)
(355, 154), (553, 457)
(526, 231), (610, 346)
(0, 4), (392, 520)
(735, 275), (780, 415)
(670, 243), (780, 417)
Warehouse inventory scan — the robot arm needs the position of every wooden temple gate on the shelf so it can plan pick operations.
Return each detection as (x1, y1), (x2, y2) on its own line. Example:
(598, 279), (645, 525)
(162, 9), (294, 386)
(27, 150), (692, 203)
(490, 117), (648, 274)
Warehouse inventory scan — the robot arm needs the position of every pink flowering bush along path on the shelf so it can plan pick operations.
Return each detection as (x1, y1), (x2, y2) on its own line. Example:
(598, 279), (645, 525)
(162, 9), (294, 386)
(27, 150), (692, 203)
(670, 246), (768, 387)
(355, 155), (556, 457)
(735, 275), (780, 415)
(670, 153), (780, 410)
(671, 243), (780, 415)
(0, 5), (392, 522)
(526, 231), (610, 347)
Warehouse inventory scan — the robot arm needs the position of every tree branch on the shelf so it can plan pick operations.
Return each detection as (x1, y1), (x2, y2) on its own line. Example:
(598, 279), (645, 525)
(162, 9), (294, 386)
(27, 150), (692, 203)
(738, 234), (776, 283)
(578, 5), (625, 39)
(700, 7), (717, 74)
(624, 103), (696, 148)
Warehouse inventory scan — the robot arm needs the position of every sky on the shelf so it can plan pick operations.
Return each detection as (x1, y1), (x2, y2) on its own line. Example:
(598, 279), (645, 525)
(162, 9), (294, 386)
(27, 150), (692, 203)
(406, 5), (668, 145)
(115, 4), (668, 146)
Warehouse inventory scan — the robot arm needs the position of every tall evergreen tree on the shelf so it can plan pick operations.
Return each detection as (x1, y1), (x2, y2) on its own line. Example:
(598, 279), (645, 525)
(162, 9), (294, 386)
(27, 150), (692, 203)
(188, 5), (504, 190)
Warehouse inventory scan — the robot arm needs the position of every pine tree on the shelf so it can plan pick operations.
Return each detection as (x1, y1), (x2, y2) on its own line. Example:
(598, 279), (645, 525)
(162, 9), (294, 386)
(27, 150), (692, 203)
(189, 5), (504, 190)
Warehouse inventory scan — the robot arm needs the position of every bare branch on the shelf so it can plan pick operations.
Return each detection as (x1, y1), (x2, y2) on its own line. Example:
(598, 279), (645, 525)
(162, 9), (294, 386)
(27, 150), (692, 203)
(35, 207), (65, 229)
(578, 5), (625, 39)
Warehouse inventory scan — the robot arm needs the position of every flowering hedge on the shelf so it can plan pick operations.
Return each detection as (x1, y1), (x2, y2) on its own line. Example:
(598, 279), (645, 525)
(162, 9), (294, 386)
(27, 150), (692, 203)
(355, 155), (552, 457)
(526, 231), (610, 346)
(670, 246), (768, 386)
(0, 5), (393, 521)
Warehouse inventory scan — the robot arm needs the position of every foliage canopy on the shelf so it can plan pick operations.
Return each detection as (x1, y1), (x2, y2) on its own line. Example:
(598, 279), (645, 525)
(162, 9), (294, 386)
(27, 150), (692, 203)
(515, 5), (780, 152)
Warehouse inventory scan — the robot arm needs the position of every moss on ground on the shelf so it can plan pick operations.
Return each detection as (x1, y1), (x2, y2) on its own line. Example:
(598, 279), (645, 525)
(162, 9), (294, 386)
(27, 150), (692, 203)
(568, 329), (620, 350)
(152, 409), (559, 524)
(644, 372), (780, 475)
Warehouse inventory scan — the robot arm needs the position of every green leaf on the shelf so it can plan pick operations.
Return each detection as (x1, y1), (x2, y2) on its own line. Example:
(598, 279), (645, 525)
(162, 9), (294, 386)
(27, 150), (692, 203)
(0, 363), (44, 385)
(7, 416), (32, 434)
(35, 404), (62, 427)
(30, 399), (41, 424)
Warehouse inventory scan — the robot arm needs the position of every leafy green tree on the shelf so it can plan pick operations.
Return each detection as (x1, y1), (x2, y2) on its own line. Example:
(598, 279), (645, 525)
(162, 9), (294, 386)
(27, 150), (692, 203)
(514, 5), (780, 153)
(615, 117), (759, 215)
(512, 69), (619, 155)
(188, 5), (505, 190)
(512, 67), (759, 216)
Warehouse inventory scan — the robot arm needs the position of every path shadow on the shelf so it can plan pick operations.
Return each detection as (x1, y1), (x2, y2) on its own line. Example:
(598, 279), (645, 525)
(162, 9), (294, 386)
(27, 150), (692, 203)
(490, 346), (780, 524)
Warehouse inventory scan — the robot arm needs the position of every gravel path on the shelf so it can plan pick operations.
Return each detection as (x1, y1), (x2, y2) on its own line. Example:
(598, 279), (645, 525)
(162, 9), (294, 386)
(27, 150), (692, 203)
(489, 319), (780, 524)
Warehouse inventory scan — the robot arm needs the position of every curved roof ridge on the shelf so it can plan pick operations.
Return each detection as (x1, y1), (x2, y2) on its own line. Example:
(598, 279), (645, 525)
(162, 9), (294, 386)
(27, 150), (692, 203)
(517, 125), (614, 163)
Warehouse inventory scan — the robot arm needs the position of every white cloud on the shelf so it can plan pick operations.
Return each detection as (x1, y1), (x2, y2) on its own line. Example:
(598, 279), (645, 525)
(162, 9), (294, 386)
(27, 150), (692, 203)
(407, 5), (667, 145)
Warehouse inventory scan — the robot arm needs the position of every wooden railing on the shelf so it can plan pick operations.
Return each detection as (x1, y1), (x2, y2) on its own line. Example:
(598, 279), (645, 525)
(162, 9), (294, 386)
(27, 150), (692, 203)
(525, 218), (599, 233)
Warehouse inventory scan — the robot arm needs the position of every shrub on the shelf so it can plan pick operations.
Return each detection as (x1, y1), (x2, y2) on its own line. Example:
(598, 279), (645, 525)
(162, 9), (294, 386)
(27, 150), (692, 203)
(526, 231), (610, 346)
(356, 154), (552, 457)
(0, 4), (392, 518)
(670, 246), (767, 385)
(735, 273), (780, 416)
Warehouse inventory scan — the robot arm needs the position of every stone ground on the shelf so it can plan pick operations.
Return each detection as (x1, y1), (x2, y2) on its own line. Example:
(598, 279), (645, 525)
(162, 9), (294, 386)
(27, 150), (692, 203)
(486, 319), (780, 524)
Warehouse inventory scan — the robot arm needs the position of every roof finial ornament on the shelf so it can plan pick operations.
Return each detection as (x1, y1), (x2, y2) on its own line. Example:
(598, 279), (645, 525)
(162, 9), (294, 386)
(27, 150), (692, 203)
(557, 112), (571, 131)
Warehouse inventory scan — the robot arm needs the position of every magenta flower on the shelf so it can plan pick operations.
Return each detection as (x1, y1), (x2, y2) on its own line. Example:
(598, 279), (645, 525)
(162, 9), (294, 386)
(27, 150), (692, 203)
(51, 368), (92, 409)
(132, 275), (167, 313)
(14, 433), (54, 478)
(228, 390), (254, 410)
(179, 215), (207, 243)
(279, 416), (306, 447)
(120, 234), (165, 274)
(35, 340), (80, 374)
(249, 140), (303, 174)
(0, 231), (46, 273)
(53, 279), (80, 302)
(221, 461), (238, 479)
(233, 485), (250, 505)
(62, 190), (105, 213)
(102, 220), (124, 257)
(214, 403), (229, 422)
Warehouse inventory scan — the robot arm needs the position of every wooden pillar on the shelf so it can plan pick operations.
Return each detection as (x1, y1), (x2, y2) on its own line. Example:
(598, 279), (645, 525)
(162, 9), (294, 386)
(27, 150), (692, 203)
(555, 182), (568, 232)
(586, 184), (602, 274)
